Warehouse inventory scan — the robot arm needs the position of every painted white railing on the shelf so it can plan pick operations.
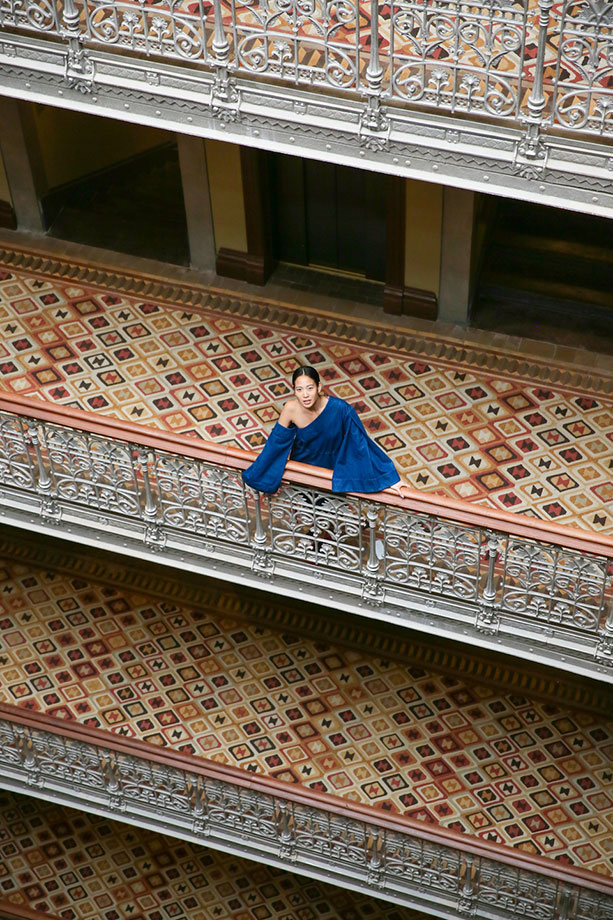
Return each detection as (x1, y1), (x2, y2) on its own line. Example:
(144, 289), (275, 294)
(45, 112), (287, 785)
(1, 0), (612, 137)
(1, 706), (612, 920)
(0, 394), (612, 680)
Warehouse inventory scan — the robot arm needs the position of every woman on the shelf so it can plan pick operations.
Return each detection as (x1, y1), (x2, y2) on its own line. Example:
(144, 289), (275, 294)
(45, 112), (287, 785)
(242, 365), (409, 497)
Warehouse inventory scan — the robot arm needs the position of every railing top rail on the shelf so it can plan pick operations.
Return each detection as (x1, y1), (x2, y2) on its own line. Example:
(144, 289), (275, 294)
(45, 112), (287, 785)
(2, 392), (612, 558)
(0, 902), (60, 920)
(2, 703), (613, 894)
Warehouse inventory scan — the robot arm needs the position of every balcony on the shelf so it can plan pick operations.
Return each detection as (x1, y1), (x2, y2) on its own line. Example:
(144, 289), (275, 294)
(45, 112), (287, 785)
(0, 788), (436, 920)
(0, 240), (611, 918)
(1, 0), (613, 213)
(1, 390), (611, 680)
(1, 536), (613, 920)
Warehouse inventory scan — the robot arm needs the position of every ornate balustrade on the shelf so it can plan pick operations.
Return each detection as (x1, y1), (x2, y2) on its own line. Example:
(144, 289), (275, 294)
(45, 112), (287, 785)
(1, 704), (612, 920)
(0, 392), (611, 680)
(1, 0), (612, 137)
(2, 0), (613, 214)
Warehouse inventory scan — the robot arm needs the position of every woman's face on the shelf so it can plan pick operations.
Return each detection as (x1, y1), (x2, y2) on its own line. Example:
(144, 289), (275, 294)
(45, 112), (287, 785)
(294, 375), (321, 409)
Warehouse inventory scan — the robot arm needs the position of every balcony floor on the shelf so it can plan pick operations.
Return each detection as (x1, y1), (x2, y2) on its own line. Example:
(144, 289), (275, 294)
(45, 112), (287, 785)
(1, 550), (611, 877)
(0, 789), (423, 920)
(0, 252), (611, 534)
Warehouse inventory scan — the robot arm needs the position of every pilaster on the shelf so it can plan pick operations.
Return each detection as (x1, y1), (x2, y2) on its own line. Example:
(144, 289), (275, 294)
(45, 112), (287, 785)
(0, 99), (45, 233)
(438, 187), (476, 326)
(176, 133), (216, 272)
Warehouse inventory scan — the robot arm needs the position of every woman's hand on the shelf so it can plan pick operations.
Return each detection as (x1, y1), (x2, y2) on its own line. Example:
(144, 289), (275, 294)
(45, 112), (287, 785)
(388, 480), (412, 499)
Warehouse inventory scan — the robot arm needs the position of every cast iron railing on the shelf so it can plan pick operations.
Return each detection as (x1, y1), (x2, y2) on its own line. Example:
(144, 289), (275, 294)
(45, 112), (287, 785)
(1, 706), (612, 920)
(0, 0), (612, 138)
(0, 393), (611, 680)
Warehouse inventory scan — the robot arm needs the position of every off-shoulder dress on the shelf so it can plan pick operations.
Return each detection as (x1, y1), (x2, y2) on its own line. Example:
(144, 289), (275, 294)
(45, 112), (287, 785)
(242, 395), (400, 494)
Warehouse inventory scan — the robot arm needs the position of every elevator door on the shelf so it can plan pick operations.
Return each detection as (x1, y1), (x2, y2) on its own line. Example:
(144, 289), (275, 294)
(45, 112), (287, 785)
(270, 154), (387, 281)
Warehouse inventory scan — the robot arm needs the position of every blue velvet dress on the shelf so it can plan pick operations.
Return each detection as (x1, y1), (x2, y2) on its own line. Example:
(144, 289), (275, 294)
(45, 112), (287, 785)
(242, 396), (400, 494)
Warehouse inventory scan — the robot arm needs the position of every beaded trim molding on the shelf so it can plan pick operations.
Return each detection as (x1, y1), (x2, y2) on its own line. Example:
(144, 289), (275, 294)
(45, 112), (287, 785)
(0, 244), (611, 395)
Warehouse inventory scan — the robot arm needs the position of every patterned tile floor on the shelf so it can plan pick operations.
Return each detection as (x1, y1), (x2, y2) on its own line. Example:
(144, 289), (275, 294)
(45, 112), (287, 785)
(0, 264), (612, 533)
(1, 560), (612, 875)
(0, 791), (423, 920)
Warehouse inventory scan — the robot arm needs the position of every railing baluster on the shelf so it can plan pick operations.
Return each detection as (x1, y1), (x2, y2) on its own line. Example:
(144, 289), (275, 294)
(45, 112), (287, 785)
(365, 0), (381, 93)
(459, 851), (475, 912)
(62, 0), (79, 36)
(210, 0), (239, 116)
(359, 0), (389, 146)
(251, 489), (273, 575)
(211, 0), (229, 62)
(62, 0), (94, 91)
(365, 506), (380, 574)
(519, 0), (554, 160)
(137, 447), (166, 549)
(27, 419), (52, 496)
(138, 447), (158, 519)
(483, 531), (499, 604)
(252, 490), (267, 548)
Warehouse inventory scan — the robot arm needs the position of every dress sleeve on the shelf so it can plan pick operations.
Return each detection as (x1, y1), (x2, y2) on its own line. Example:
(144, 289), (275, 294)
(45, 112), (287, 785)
(242, 422), (296, 494)
(332, 403), (400, 493)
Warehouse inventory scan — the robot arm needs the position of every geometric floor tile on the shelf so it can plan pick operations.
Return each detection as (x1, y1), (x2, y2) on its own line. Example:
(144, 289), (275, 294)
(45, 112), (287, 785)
(1, 559), (612, 874)
(0, 790), (424, 920)
(0, 264), (612, 533)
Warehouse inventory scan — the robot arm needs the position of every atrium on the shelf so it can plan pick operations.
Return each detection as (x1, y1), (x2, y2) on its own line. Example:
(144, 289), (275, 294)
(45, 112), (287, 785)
(0, 2), (612, 919)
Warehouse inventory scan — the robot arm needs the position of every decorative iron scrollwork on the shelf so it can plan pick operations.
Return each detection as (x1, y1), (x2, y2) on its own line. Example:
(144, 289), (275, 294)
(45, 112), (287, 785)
(0, 407), (611, 676)
(1, 717), (613, 918)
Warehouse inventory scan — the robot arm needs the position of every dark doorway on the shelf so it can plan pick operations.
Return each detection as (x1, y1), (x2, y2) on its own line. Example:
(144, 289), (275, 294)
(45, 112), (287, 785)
(472, 197), (613, 353)
(269, 154), (387, 282)
(43, 144), (190, 266)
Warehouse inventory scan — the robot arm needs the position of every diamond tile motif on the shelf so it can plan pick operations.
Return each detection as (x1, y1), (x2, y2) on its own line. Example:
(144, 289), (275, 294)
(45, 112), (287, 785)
(1, 560), (612, 874)
(0, 790), (422, 920)
(0, 266), (612, 532)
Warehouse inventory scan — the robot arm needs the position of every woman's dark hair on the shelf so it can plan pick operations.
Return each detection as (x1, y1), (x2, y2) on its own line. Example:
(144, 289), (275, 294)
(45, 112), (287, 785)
(292, 365), (320, 387)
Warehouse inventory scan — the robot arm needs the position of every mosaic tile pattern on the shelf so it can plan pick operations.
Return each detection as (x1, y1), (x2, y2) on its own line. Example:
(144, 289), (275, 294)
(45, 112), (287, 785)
(0, 265), (611, 532)
(1, 561), (612, 874)
(0, 790), (422, 920)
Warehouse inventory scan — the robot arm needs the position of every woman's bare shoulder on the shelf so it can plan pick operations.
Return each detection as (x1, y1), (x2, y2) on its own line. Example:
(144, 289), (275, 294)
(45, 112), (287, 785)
(279, 399), (298, 426)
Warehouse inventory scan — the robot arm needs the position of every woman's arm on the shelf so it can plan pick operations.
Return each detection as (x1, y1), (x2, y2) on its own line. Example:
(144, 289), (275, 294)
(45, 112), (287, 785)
(331, 402), (402, 494)
(242, 402), (297, 494)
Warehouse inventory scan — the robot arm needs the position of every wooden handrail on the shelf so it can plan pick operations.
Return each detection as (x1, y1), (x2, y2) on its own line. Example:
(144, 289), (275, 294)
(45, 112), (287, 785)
(1, 703), (612, 895)
(0, 902), (61, 920)
(1, 392), (612, 558)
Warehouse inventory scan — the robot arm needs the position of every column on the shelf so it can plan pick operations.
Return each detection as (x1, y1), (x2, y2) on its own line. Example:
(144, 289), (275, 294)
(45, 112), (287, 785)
(177, 133), (217, 272)
(211, 143), (273, 285)
(438, 186), (476, 326)
(0, 98), (46, 233)
(0, 144), (15, 229)
(385, 179), (441, 319)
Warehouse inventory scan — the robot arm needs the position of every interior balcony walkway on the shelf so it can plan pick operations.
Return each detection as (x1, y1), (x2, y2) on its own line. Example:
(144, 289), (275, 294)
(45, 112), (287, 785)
(0, 790), (422, 920)
(0, 537), (612, 892)
(0, 244), (611, 535)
